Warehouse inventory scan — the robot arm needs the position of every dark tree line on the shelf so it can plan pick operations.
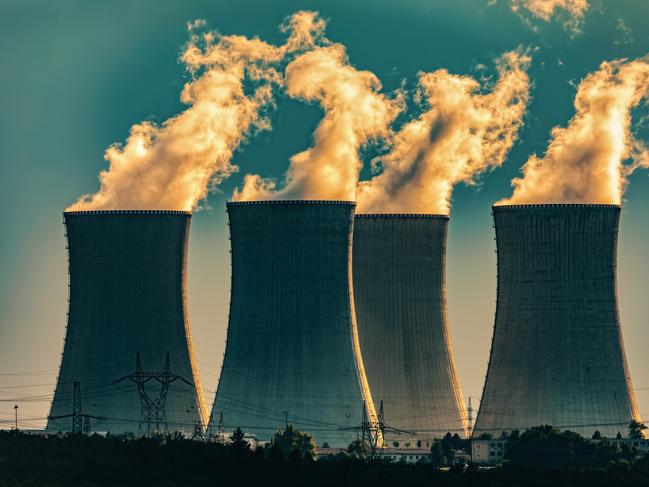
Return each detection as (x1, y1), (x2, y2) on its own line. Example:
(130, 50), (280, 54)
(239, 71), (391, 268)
(0, 426), (648, 487)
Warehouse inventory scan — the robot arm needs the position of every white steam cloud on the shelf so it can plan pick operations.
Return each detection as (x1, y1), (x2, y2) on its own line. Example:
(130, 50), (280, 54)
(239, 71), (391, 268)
(356, 51), (530, 215)
(510, 0), (589, 22)
(67, 12), (325, 212)
(499, 56), (649, 206)
(233, 41), (403, 201)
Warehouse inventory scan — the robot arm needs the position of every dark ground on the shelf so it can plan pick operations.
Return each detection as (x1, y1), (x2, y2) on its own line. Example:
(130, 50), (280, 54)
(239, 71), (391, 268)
(1, 431), (648, 487)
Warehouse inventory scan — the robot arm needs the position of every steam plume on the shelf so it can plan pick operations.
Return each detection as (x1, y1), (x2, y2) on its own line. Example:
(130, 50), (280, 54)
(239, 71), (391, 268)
(234, 42), (403, 201)
(499, 57), (649, 206)
(510, 0), (589, 22)
(67, 12), (325, 212)
(356, 51), (530, 215)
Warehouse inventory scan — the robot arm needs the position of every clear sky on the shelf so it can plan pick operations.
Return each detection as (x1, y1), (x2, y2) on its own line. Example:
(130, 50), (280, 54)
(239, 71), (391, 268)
(1, 0), (648, 430)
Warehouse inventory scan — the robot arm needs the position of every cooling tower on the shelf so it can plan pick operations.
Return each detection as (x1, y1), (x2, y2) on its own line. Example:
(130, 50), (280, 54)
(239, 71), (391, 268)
(352, 214), (469, 442)
(48, 210), (207, 435)
(212, 201), (377, 447)
(474, 204), (641, 438)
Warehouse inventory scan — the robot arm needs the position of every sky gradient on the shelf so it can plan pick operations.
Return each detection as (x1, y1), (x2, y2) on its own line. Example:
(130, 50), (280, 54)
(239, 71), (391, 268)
(1, 0), (648, 430)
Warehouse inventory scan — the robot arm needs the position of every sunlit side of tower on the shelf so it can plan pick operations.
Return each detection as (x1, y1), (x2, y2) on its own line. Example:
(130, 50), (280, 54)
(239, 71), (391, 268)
(353, 214), (469, 442)
(474, 204), (641, 438)
(48, 211), (207, 434)
(212, 201), (378, 447)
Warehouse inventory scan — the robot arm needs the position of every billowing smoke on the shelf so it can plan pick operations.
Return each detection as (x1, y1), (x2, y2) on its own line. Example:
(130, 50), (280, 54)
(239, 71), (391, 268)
(67, 12), (325, 212)
(233, 42), (403, 201)
(356, 51), (530, 215)
(499, 57), (649, 206)
(509, 0), (589, 22)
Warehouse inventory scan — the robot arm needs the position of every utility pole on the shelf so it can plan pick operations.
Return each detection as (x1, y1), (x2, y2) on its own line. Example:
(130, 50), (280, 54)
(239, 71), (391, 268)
(115, 351), (193, 437)
(13, 405), (18, 431)
(284, 410), (288, 428)
(467, 397), (474, 434)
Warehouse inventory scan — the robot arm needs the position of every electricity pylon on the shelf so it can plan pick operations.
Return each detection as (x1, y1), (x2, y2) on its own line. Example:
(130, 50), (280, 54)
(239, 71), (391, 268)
(115, 351), (193, 437)
(48, 382), (105, 434)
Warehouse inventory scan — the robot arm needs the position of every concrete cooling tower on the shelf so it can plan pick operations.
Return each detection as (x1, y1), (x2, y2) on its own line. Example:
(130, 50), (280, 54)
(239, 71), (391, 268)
(352, 214), (469, 442)
(474, 204), (641, 438)
(212, 201), (377, 448)
(48, 211), (207, 435)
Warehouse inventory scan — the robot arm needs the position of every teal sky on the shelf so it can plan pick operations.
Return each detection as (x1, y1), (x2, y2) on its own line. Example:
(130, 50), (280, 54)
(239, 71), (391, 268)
(1, 0), (648, 429)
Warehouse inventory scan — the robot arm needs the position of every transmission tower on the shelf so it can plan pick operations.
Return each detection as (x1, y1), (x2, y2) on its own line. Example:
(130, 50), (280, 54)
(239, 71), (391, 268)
(378, 400), (386, 440)
(205, 411), (225, 444)
(190, 421), (205, 441)
(467, 397), (474, 434)
(360, 401), (382, 458)
(72, 382), (83, 433)
(48, 382), (105, 434)
(216, 412), (225, 444)
(205, 413), (215, 442)
(115, 351), (193, 437)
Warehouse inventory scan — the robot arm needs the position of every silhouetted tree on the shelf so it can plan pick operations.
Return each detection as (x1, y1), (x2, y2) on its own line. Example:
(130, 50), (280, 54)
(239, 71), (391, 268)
(1, 429), (649, 486)
(230, 427), (249, 450)
(505, 425), (640, 469)
(344, 439), (369, 461)
(629, 421), (648, 439)
(440, 433), (456, 464)
(430, 441), (447, 468)
(269, 424), (315, 460)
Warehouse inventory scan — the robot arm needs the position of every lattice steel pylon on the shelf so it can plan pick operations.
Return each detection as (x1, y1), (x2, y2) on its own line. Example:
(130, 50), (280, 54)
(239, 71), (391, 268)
(467, 397), (474, 434)
(48, 382), (105, 434)
(216, 412), (225, 444)
(205, 413), (215, 442)
(72, 381), (83, 433)
(115, 351), (193, 437)
(361, 401), (383, 458)
(190, 421), (205, 441)
(205, 412), (224, 443)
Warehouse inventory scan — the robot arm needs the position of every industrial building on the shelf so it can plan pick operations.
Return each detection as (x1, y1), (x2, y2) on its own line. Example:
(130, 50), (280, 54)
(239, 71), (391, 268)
(352, 214), (469, 441)
(473, 204), (641, 438)
(48, 210), (207, 435)
(471, 437), (649, 465)
(212, 201), (378, 448)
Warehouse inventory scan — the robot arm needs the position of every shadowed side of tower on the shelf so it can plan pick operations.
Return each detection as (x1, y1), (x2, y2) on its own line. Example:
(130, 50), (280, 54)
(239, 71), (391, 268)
(474, 204), (641, 438)
(213, 201), (377, 447)
(353, 215), (469, 442)
(48, 211), (207, 435)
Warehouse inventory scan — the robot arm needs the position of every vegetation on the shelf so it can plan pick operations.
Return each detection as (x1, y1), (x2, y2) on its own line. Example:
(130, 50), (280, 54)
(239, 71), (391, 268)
(264, 424), (316, 460)
(430, 432), (469, 467)
(504, 425), (639, 469)
(0, 425), (647, 486)
(629, 420), (648, 439)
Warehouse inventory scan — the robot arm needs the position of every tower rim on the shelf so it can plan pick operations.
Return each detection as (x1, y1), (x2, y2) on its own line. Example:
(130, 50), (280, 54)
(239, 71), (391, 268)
(63, 210), (192, 216)
(492, 203), (621, 211)
(355, 213), (449, 220)
(227, 199), (356, 207)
